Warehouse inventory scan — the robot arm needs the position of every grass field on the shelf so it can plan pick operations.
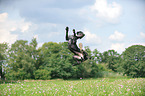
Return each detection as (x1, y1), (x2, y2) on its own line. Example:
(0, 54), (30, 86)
(0, 78), (145, 96)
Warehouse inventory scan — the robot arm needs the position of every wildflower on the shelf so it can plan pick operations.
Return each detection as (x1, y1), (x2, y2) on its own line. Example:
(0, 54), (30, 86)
(70, 86), (73, 88)
(119, 85), (123, 88)
(127, 88), (130, 91)
(39, 91), (41, 93)
(132, 92), (134, 95)
(119, 91), (122, 94)
(91, 85), (93, 87)
(66, 90), (68, 93)
(111, 92), (114, 95)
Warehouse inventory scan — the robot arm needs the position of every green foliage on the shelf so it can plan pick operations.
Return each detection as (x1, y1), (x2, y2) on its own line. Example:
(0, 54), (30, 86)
(5, 39), (38, 80)
(92, 49), (122, 73)
(75, 60), (92, 79)
(1, 38), (145, 80)
(91, 64), (108, 78)
(0, 43), (8, 60)
(101, 50), (120, 71)
(37, 42), (75, 79)
(5, 68), (27, 80)
(34, 69), (51, 80)
(122, 45), (145, 77)
(0, 43), (8, 79)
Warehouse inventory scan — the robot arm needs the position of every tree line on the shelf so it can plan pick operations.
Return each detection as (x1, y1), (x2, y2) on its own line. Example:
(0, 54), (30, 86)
(0, 38), (145, 80)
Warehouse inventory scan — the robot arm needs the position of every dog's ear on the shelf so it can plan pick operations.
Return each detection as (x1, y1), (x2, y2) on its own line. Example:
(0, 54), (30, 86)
(77, 31), (85, 39)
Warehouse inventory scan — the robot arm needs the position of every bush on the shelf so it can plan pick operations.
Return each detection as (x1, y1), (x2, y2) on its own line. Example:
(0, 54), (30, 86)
(5, 69), (27, 80)
(95, 71), (124, 78)
(91, 63), (108, 78)
(34, 69), (51, 80)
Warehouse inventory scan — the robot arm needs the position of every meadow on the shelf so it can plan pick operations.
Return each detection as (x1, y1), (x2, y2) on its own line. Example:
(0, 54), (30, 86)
(0, 78), (145, 96)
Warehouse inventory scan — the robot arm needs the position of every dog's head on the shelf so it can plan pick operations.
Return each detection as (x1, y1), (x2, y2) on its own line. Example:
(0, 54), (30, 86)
(77, 31), (85, 39)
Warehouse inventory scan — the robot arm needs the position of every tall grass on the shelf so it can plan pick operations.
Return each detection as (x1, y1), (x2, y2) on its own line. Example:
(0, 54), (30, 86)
(0, 78), (145, 96)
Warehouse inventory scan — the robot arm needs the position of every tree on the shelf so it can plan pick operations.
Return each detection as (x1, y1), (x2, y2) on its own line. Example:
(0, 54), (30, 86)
(38, 42), (74, 79)
(75, 46), (105, 79)
(93, 49), (120, 72)
(92, 49), (102, 64)
(76, 46), (92, 78)
(5, 39), (38, 80)
(76, 59), (92, 79)
(112, 55), (124, 73)
(34, 69), (51, 80)
(106, 50), (120, 72)
(0, 43), (8, 79)
(122, 45), (145, 77)
(84, 46), (92, 58)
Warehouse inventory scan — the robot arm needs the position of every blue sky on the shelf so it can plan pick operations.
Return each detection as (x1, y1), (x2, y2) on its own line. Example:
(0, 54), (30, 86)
(0, 0), (145, 53)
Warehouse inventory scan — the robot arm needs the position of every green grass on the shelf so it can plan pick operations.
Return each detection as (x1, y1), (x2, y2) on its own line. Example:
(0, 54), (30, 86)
(0, 78), (145, 96)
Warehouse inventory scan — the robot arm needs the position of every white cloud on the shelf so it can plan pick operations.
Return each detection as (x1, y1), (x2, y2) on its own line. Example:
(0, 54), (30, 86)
(21, 21), (32, 33)
(0, 12), (32, 44)
(140, 32), (145, 38)
(37, 42), (44, 48)
(10, 27), (17, 31)
(33, 34), (38, 39)
(110, 43), (125, 53)
(91, 0), (122, 22)
(84, 29), (101, 44)
(0, 13), (8, 22)
(0, 29), (18, 44)
(109, 31), (125, 41)
(0, 13), (18, 44)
